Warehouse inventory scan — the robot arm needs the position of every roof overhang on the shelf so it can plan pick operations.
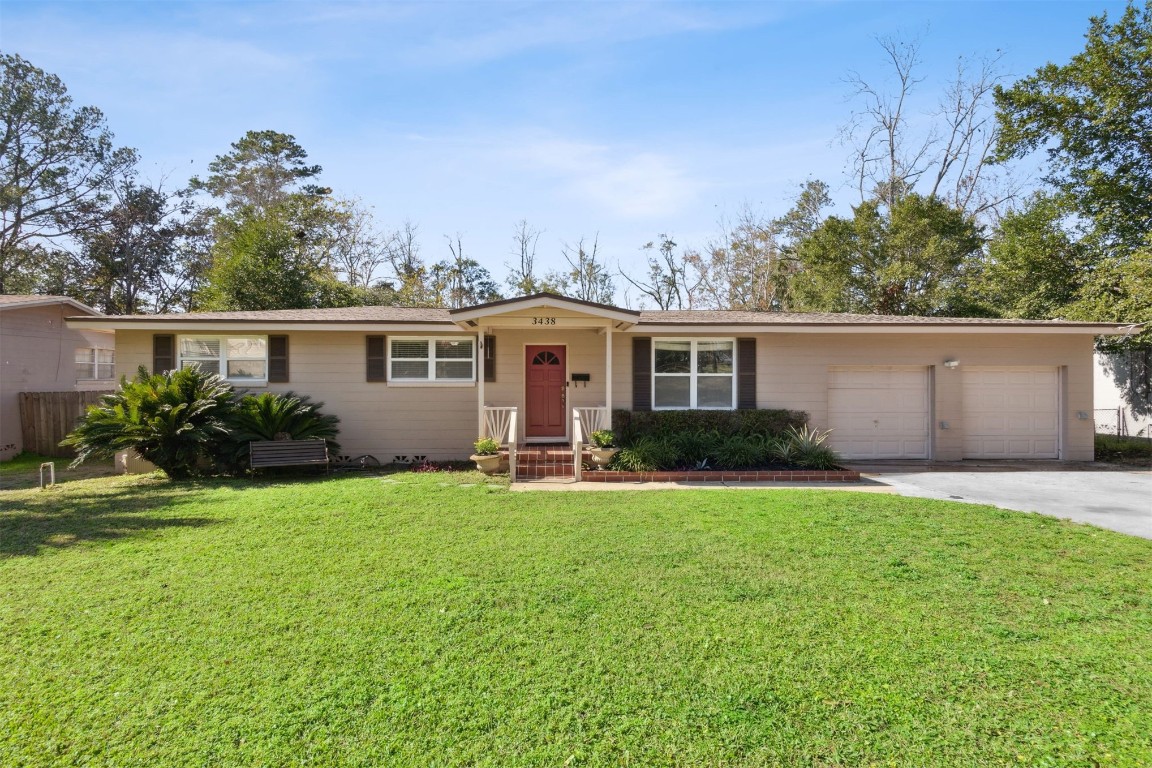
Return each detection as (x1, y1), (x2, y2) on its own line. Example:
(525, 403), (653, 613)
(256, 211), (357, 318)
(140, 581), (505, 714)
(629, 322), (1140, 335)
(65, 317), (461, 333)
(2, 296), (102, 316)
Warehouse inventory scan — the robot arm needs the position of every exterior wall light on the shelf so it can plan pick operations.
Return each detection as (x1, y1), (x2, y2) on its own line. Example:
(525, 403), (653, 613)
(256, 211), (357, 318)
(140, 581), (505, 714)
(943, 359), (959, 369)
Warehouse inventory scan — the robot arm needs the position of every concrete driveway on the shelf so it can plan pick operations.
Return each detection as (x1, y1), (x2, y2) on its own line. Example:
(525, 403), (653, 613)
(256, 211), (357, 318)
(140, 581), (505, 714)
(847, 461), (1152, 539)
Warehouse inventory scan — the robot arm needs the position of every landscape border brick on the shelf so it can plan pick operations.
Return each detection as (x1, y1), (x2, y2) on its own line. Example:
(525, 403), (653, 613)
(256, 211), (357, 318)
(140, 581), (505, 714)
(582, 469), (860, 483)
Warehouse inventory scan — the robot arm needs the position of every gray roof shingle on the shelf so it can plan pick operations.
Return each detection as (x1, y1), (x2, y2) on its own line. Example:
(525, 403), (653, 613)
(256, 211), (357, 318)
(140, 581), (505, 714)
(66, 303), (1129, 330)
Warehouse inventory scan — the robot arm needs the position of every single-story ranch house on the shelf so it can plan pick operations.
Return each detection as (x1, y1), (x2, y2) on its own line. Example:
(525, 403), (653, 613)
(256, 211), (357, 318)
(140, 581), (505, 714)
(66, 292), (1136, 471)
(1, 295), (115, 461)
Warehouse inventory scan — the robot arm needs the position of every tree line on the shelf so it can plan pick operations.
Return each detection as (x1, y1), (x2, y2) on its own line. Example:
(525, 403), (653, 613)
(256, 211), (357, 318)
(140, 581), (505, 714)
(1, 3), (1148, 356)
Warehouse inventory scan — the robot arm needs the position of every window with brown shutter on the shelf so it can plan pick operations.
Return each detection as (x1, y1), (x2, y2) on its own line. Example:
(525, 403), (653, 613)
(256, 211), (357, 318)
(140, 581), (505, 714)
(268, 335), (289, 382)
(736, 337), (756, 410)
(484, 335), (496, 382)
(153, 334), (175, 374)
(632, 337), (651, 411)
(366, 336), (387, 382)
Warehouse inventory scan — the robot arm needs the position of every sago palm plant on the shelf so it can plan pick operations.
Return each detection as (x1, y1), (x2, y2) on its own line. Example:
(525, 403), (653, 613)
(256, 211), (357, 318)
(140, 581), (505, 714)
(223, 391), (341, 467)
(63, 366), (236, 479)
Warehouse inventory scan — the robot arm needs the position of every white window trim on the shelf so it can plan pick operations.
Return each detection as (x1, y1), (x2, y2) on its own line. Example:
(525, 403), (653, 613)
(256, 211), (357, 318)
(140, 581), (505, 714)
(388, 336), (476, 384)
(177, 335), (269, 385)
(76, 347), (115, 381)
(652, 337), (737, 410)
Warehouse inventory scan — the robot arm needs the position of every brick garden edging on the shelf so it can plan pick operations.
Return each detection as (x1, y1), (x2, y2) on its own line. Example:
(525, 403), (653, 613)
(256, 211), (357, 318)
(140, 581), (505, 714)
(581, 469), (860, 483)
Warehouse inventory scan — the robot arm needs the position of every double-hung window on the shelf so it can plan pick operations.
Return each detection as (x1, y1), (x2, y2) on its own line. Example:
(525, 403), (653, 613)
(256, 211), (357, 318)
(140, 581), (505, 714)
(179, 336), (268, 383)
(653, 339), (735, 409)
(75, 348), (115, 381)
(389, 337), (475, 383)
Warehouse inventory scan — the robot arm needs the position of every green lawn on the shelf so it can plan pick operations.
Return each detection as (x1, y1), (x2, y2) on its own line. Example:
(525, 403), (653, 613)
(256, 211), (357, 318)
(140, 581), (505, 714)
(1, 470), (1150, 767)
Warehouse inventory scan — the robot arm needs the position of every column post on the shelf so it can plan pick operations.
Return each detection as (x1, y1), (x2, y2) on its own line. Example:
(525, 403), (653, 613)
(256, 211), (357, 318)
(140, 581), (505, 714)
(605, 324), (613, 427)
(477, 332), (486, 438)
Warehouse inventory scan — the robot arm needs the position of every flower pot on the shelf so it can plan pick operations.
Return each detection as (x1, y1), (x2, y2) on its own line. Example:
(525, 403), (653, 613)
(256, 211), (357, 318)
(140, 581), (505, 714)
(589, 447), (618, 468)
(471, 453), (502, 474)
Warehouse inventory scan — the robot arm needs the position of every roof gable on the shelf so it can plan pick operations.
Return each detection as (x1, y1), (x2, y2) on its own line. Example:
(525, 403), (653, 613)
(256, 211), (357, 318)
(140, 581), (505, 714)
(0, 294), (102, 316)
(449, 292), (639, 325)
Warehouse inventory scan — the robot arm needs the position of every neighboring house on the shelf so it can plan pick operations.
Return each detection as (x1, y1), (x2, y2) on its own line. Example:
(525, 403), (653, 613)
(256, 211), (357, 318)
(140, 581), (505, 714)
(0, 295), (116, 461)
(1094, 349), (1152, 437)
(65, 292), (1134, 469)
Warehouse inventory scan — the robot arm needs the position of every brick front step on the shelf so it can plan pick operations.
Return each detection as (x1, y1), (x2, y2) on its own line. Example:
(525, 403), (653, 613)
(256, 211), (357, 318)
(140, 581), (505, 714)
(518, 466), (576, 479)
(514, 444), (582, 479)
(581, 469), (861, 483)
(517, 448), (577, 460)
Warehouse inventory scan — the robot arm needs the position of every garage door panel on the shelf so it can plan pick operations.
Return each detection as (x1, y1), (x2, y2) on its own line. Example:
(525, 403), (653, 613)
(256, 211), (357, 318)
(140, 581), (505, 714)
(962, 367), (1059, 459)
(828, 366), (929, 460)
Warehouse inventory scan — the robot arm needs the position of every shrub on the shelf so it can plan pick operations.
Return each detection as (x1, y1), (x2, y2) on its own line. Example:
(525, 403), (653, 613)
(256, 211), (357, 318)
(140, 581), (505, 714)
(766, 435), (795, 465)
(222, 391), (341, 470)
(672, 429), (721, 464)
(612, 436), (677, 471)
(1095, 434), (1152, 465)
(588, 430), (615, 448)
(613, 409), (807, 445)
(62, 366), (236, 480)
(473, 437), (500, 456)
(714, 434), (767, 470)
(784, 425), (841, 469)
(608, 424), (843, 471)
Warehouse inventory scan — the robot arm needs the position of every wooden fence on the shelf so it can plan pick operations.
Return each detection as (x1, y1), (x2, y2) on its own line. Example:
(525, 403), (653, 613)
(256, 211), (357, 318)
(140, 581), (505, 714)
(18, 391), (112, 457)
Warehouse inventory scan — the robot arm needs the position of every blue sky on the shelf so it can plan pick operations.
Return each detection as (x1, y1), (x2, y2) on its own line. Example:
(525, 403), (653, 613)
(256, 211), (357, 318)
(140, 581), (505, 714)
(1, 0), (1127, 303)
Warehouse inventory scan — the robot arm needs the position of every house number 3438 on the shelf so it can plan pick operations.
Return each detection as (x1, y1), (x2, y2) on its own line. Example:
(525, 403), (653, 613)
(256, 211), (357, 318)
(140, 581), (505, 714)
(531, 317), (556, 325)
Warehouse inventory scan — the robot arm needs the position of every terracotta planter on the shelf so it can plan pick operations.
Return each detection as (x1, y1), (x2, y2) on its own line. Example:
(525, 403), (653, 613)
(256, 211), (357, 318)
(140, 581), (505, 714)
(589, 447), (619, 468)
(471, 453), (502, 474)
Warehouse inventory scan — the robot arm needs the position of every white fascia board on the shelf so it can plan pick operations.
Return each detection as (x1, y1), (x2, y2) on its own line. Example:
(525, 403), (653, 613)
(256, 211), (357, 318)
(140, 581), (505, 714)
(64, 320), (464, 333)
(450, 296), (638, 324)
(2, 297), (102, 315)
(628, 323), (1134, 335)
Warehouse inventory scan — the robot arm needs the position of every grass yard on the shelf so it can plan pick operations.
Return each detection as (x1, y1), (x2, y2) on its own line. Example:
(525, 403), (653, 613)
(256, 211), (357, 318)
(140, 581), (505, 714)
(1, 470), (1150, 767)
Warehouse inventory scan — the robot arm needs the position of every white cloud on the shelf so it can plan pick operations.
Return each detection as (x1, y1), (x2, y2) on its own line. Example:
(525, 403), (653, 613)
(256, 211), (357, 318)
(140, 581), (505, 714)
(510, 137), (702, 219)
(328, 1), (786, 69)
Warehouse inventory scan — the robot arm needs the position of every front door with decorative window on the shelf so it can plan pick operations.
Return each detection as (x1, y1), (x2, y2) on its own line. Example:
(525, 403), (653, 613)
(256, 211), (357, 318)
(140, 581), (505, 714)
(525, 345), (567, 439)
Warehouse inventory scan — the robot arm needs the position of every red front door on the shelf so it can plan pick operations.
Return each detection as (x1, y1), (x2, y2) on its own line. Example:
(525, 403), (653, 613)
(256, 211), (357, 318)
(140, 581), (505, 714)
(525, 345), (566, 438)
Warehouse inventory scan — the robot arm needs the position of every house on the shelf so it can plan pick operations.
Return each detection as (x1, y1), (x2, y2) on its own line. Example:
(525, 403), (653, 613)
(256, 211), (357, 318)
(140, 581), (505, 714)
(65, 292), (1135, 473)
(1094, 349), (1152, 437)
(0, 295), (116, 461)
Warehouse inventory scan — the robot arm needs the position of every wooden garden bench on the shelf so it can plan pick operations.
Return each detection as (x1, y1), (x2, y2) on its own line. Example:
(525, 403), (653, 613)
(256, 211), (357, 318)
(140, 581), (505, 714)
(249, 439), (330, 474)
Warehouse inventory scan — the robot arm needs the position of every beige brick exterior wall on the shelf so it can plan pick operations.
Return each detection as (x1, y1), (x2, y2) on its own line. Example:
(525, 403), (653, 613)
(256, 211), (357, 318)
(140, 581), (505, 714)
(113, 327), (1097, 462)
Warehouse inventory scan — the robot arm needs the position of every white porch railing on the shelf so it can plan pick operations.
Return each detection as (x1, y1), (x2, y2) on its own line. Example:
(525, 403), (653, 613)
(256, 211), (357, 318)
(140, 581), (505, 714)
(575, 406), (609, 434)
(483, 406), (518, 482)
(572, 407), (609, 482)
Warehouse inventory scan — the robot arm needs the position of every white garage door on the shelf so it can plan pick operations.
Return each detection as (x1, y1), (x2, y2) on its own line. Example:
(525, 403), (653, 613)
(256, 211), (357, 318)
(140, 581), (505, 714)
(962, 367), (1060, 459)
(827, 366), (930, 459)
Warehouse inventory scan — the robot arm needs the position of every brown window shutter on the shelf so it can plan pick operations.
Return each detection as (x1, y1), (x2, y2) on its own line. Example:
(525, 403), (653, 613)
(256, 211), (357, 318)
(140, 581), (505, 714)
(737, 337), (756, 410)
(153, 334), (175, 374)
(268, 335), (289, 382)
(366, 335), (387, 382)
(483, 334), (496, 382)
(632, 337), (651, 411)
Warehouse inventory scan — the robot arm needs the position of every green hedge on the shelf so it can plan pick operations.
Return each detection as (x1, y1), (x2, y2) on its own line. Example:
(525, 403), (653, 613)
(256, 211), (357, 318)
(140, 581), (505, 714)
(612, 409), (808, 446)
(1095, 434), (1152, 464)
(610, 427), (839, 471)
